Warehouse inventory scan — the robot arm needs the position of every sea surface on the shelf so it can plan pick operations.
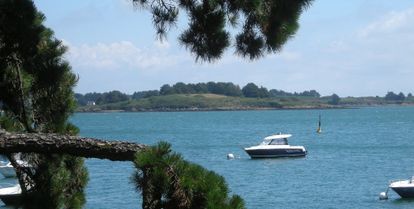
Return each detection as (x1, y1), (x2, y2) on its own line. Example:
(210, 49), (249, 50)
(1, 106), (414, 208)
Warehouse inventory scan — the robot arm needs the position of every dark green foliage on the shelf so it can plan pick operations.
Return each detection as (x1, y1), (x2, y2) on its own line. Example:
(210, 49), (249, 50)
(0, 0), (44, 63)
(95, 90), (130, 105)
(179, 2), (230, 62)
(235, 24), (265, 60)
(269, 89), (291, 97)
(269, 89), (320, 97)
(24, 155), (88, 209)
(76, 91), (131, 106)
(0, 0), (88, 208)
(258, 87), (270, 98)
(160, 84), (177, 95)
(385, 91), (405, 101)
(76, 84), (322, 107)
(0, 112), (24, 132)
(132, 90), (160, 99)
(328, 94), (340, 105)
(159, 82), (242, 97)
(133, 142), (245, 209)
(406, 93), (414, 102)
(75, 84), (323, 107)
(74, 93), (85, 105)
(242, 83), (269, 98)
(29, 38), (79, 133)
(78, 93), (287, 112)
(75, 92), (102, 106)
(207, 82), (243, 97)
(398, 92), (405, 101)
(192, 83), (208, 93)
(173, 82), (195, 94)
(0, 0), (45, 131)
(133, 0), (313, 62)
(297, 90), (320, 97)
(241, 83), (258, 98)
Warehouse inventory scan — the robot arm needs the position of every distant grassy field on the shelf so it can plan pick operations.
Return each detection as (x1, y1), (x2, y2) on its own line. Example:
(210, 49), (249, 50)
(340, 96), (414, 106)
(76, 94), (346, 112)
(76, 94), (414, 112)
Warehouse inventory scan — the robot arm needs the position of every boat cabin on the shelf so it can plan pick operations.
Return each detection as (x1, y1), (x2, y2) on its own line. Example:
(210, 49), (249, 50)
(260, 134), (292, 145)
(268, 138), (288, 145)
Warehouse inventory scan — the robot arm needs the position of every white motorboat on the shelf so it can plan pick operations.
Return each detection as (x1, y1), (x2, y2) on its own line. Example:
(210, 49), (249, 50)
(389, 176), (414, 198)
(244, 133), (307, 158)
(0, 183), (22, 205)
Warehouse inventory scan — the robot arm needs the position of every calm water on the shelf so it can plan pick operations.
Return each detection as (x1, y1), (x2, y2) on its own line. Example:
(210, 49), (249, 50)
(2, 107), (414, 208)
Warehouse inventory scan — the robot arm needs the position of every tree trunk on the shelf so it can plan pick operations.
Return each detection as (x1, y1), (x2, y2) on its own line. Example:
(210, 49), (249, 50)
(0, 129), (146, 161)
(13, 59), (33, 132)
(7, 153), (29, 193)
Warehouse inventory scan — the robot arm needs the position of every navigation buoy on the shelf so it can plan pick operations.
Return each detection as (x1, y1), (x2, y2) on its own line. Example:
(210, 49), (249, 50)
(379, 192), (388, 200)
(227, 153), (235, 160)
(316, 114), (322, 134)
(316, 127), (322, 134)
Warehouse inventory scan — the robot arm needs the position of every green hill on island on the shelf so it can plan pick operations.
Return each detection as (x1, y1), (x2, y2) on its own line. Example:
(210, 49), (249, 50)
(75, 82), (414, 112)
(77, 93), (319, 112)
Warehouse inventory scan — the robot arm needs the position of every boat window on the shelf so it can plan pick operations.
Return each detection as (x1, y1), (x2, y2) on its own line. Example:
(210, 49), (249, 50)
(269, 138), (288, 145)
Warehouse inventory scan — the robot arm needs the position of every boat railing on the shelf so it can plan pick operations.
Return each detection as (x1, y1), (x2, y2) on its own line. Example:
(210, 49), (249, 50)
(388, 179), (410, 185)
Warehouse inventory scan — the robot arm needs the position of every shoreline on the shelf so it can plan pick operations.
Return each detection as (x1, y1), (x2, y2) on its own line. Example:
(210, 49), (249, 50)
(75, 92), (414, 113)
(75, 103), (414, 113)
(75, 105), (354, 113)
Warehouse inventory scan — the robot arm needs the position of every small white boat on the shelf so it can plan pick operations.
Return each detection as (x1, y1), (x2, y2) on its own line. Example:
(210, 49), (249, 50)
(0, 184), (22, 205)
(389, 176), (414, 198)
(0, 160), (29, 178)
(244, 133), (307, 158)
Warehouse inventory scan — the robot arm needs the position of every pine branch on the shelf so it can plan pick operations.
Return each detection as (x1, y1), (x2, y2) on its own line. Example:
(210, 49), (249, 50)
(0, 130), (147, 161)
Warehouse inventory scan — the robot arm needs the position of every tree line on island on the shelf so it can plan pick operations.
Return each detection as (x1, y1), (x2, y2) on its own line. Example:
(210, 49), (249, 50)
(75, 81), (414, 108)
(75, 82), (323, 105)
(385, 92), (412, 101)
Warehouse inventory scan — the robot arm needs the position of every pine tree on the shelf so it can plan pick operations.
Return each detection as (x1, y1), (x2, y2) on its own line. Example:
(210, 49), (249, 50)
(133, 142), (245, 209)
(132, 0), (313, 62)
(0, 0), (88, 208)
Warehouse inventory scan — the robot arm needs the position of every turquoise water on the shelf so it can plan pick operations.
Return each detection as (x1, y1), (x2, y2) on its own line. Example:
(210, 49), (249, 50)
(2, 107), (414, 208)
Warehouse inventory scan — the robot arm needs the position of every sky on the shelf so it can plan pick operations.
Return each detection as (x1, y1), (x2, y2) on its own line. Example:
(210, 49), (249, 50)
(32, 0), (414, 97)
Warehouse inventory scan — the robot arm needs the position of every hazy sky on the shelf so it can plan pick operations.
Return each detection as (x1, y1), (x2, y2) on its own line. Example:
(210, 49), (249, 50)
(33, 0), (414, 96)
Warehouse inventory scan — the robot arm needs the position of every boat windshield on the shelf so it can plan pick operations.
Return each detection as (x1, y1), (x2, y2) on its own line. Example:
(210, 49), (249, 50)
(268, 138), (288, 145)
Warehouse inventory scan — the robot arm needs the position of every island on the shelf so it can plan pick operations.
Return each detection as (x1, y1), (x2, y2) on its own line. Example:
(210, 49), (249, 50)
(75, 82), (414, 112)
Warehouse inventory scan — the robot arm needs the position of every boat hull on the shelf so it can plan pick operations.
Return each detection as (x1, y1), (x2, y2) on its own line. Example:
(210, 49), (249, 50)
(0, 184), (22, 206)
(0, 194), (22, 206)
(391, 187), (414, 198)
(245, 148), (306, 158)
